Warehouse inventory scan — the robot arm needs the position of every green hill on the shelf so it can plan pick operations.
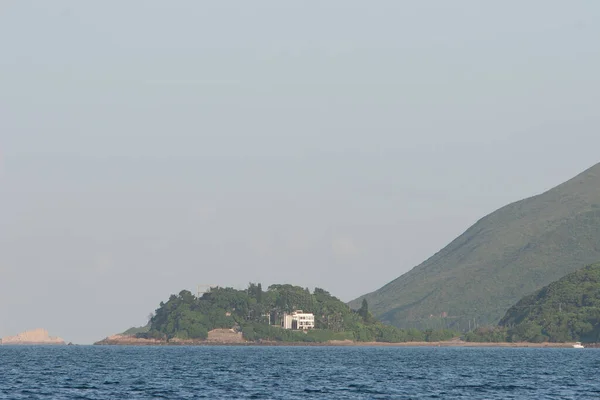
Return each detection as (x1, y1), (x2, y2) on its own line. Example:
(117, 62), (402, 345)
(138, 284), (455, 343)
(350, 162), (600, 330)
(499, 262), (600, 343)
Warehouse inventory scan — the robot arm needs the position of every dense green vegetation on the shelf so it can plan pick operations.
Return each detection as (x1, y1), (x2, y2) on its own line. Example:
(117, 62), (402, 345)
(139, 284), (457, 343)
(351, 163), (600, 330)
(121, 324), (150, 336)
(463, 326), (508, 343)
(497, 263), (600, 343)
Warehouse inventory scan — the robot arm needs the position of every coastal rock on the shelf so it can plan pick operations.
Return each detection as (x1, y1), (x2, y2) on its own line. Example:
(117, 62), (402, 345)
(1, 328), (66, 345)
(94, 334), (167, 346)
(206, 329), (244, 343)
(94, 329), (245, 345)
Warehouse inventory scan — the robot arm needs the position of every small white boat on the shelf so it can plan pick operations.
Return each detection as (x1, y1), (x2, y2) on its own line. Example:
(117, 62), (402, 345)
(573, 342), (585, 348)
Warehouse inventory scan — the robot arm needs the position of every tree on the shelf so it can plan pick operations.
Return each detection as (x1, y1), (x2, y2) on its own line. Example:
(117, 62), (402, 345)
(358, 299), (370, 322)
(242, 326), (256, 341)
(188, 325), (208, 340)
(257, 283), (263, 304)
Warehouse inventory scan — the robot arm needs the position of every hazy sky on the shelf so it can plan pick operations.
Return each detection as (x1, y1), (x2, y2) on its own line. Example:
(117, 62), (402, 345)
(1, 1), (599, 344)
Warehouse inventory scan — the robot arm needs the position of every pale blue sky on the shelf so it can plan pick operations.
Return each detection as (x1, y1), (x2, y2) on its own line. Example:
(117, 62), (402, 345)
(1, 1), (599, 343)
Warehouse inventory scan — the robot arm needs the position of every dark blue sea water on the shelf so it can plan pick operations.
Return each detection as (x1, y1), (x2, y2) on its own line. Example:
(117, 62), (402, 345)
(1, 346), (599, 399)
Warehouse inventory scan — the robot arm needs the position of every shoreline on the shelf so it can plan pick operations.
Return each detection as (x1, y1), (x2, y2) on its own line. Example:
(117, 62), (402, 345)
(93, 336), (583, 348)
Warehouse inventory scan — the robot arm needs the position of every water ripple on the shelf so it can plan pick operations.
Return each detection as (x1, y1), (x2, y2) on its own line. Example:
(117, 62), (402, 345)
(1, 346), (599, 399)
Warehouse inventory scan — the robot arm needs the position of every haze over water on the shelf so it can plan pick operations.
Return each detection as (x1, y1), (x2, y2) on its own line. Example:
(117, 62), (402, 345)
(2, 1), (600, 345)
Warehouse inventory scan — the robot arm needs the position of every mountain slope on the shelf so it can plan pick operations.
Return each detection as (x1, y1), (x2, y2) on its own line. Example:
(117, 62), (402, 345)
(350, 163), (600, 329)
(499, 262), (600, 343)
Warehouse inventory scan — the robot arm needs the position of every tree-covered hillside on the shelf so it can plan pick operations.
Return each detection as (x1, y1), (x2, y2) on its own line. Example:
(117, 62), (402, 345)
(121, 324), (150, 336)
(351, 163), (600, 330)
(139, 284), (456, 343)
(498, 262), (600, 343)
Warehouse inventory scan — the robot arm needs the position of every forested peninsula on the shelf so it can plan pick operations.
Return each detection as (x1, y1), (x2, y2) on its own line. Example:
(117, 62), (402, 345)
(101, 284), (456, 345)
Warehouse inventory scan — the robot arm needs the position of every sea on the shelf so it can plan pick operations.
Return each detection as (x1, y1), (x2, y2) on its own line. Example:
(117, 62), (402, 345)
(1, 346), (599, 399)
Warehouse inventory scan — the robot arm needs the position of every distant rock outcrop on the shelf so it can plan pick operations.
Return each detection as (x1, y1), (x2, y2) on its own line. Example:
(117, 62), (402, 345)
(1, 329), (66, 345)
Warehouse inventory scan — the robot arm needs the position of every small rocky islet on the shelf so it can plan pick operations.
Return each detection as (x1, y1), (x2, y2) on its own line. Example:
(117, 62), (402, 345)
(0, 328), (66, 345)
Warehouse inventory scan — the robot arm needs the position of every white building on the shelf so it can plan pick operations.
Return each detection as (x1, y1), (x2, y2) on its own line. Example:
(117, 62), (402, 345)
(282, 313), (294, 330)
(281, 310), (315, 330)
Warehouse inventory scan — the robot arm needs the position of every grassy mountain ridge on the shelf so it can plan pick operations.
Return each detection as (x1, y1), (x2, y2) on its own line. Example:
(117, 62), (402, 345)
(350, 162), (600, 329)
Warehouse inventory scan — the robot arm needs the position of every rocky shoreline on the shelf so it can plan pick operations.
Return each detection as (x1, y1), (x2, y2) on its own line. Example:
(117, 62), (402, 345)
(95, 329), (246, 346)
(93, 333), (580, 348)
